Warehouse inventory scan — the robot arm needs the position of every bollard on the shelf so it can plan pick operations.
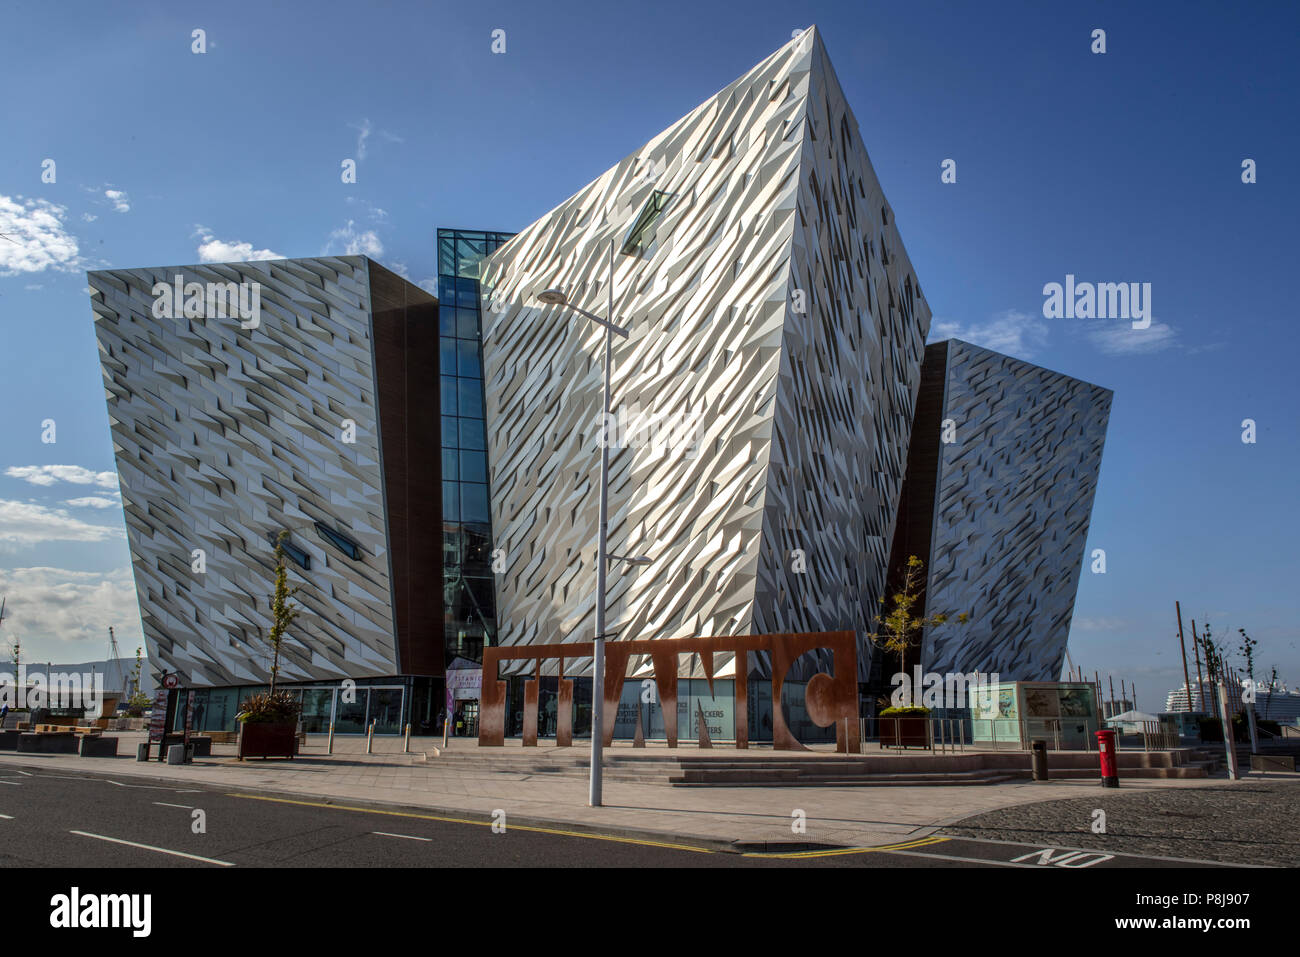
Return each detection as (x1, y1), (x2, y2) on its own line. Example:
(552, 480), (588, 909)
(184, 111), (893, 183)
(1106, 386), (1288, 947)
(136, 742), (149, 762)
(366, 720), (374, 754)
(404, 723), (411, 753)
(166, 744), (185, 765)
(327, 721), (335, 755)
(442, 716), (450, 749)
(1031, 739), (1049, 781)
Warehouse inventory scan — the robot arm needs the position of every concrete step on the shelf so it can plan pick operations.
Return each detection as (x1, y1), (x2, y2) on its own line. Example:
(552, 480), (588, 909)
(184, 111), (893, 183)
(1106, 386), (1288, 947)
(671, 769), (1022, 787)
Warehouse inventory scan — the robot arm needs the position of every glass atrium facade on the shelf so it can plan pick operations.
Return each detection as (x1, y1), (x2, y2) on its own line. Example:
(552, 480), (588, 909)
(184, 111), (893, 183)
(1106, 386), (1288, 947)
(437, 229), (514, 671)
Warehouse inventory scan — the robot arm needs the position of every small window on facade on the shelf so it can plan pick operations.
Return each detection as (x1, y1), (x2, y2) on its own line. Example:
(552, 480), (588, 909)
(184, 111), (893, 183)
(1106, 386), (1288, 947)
(269, 532), (311, 571)
(620, 190), (673, 256)
(314, 521), (362, 560)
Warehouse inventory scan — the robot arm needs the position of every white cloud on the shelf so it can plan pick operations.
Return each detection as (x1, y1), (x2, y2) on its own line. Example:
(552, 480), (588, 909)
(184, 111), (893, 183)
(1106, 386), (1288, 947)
(104, 189), (130, 213)
(0, 500), (123, 547)
(5, 465), (118, 489)
(65, 496), (120, 509)
(326, 220), (383, 257)
(81, 213), (97, 223)
(929, 309), (1049, 359)
(192, 225), (284, 263)
(347, 119), (402, 163)
(351, 118), (372, 160)
(417, 278), (437, 296)
(1087, 320), (1178, 356)
(344, 196), (389, 221)
(0, 566), (140, 650)
(23, 283), (43, 291)
(0, 194), (82, 276)
(1071, 617), (1130, 632)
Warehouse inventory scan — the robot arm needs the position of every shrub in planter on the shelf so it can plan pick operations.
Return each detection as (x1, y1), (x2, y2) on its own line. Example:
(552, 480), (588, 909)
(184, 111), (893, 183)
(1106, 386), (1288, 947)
(236, 691), (300, 760)
(879, 706), (931, 748)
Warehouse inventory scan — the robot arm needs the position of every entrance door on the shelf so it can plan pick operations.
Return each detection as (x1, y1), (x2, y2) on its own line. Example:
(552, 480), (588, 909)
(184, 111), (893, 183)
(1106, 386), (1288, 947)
(367, 687), (405, 734)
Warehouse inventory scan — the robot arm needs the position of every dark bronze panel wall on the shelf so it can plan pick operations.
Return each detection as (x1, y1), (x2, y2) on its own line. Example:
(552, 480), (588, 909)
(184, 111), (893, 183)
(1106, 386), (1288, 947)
(881, 340), (949, 670)
(369, 260), (443, 677)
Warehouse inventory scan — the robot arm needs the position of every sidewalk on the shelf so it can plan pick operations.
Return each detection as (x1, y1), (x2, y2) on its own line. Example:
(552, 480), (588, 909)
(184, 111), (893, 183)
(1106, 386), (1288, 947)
(0, 733), (1247, 851)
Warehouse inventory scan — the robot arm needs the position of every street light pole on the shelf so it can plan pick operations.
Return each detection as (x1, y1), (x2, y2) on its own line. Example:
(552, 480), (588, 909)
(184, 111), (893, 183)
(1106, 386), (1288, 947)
(535, 241), (651, 809)
(590, 239), (615, 807)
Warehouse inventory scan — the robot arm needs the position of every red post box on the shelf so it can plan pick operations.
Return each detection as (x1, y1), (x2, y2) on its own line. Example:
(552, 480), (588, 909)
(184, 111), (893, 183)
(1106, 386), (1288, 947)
(1095, 729), (1119, 788)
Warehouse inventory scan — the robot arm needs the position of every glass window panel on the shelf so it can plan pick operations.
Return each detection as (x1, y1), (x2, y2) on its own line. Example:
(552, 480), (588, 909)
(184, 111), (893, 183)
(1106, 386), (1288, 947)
(441, 416), (458, 448)
(368, 688), (404, 735)
(461, 483), (490, 525)
(456, 238), (485, 278)
(334, 690), (368, 734)
(443, 449), (458, 480)
(457, 340), (480, 378)
(459, 417), (486, 450)
(438, 276), (456, 304)
(456, 378), (483, 419)
(456, 307), (479, 339)
(440, 338), (457, 375)
(455, 276), (478, 304)
(459, 450), (486, 484)
(441, 377), (457, 416)
(301, 689), (334, 733)
(443, 481), (460, 521)
(438, 237), (456, 277)
(439, 306), (456, 337)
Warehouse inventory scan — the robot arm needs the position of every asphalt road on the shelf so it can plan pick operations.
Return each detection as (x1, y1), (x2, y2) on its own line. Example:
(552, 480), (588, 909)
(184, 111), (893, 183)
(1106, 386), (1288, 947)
(0, 762), (1246, 869)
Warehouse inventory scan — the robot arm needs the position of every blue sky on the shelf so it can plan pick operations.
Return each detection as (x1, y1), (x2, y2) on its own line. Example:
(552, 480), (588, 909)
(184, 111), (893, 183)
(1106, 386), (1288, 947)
(1, 0), (1296, 705)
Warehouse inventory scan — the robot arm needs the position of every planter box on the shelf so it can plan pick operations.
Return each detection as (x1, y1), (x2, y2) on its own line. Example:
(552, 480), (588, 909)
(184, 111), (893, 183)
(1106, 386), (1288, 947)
(237, 721), (297, 760)
(879, 716), (931, 749)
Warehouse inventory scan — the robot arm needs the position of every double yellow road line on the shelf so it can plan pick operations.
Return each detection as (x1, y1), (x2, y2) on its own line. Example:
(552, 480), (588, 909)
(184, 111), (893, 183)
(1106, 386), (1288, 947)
(227, 791), (946, 859)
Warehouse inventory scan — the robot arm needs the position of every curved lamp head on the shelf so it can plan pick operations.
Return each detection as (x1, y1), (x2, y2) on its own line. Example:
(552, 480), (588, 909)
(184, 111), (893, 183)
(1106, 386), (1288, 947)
(537, 288), (568, 305)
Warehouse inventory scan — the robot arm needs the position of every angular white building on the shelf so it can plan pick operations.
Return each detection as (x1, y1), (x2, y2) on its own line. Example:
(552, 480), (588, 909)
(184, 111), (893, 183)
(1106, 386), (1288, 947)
(887, 339), (1113, 682)
(479, 27), (932, 680)
(88, 257), (446, 712)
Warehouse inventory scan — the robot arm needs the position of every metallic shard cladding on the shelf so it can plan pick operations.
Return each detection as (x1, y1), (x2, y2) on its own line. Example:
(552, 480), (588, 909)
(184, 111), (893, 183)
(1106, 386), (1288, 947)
(88, 257), (441, 687)
(479, 27), (931, 680)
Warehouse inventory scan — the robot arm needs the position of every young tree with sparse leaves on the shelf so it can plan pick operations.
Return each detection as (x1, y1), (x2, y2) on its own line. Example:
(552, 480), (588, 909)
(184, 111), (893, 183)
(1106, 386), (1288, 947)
(869, 555), (970, 683)
(267, 531), (300, 697)
(126, 645), (150, 713)
(1237, 628), (1258, 686)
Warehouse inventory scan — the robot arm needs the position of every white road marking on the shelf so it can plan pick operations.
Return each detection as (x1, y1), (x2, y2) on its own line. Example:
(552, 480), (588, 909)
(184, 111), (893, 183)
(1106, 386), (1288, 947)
(0, 781), (20, 786)
(0, 813), (13, 819)
(69, 831), (234, 866)
(13, 770), (31, 776)
(105, 780), (202, 792)
(941, 834), (1259, 868)
(153, 802), (195, 810)
(372, 831), (432, 842)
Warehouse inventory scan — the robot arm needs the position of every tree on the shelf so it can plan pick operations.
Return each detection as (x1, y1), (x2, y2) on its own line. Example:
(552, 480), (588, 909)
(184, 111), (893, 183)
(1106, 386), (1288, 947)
(1237, 628), (1258, 685)
(126, 645), (150, 713)
(868, 555), (969, 683)
(266, 531), (300, 697)
(1199, 623), (1225, 684)
(1261, 665), (1279, 720)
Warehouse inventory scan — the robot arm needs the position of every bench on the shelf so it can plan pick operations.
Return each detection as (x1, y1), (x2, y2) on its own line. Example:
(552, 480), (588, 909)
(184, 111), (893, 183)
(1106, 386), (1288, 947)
(79, 735), (119, 757)
(1251, 753), (1296, 773)
(16, 732), (78, 754)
